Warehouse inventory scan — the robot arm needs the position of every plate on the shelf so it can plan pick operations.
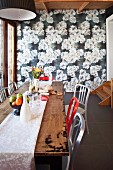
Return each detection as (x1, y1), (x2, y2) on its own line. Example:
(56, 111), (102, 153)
(38, 89), (48, 93)
(41, 92), (49, 96)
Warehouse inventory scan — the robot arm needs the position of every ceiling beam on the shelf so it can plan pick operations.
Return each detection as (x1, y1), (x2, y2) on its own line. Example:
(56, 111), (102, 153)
(42, 2), (49, 13)
(78, 2), (89, 12)
(103, 2), (113, 8)
(35, 0), (113, 2)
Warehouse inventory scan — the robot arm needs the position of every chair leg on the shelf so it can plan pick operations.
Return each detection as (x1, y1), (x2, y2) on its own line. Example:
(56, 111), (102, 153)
(66, 156), (70, 170)
(85, 111), (89, 134)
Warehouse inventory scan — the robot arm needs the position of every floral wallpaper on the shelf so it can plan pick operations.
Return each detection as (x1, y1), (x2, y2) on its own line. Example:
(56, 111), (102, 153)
(17, 9), (106, 91)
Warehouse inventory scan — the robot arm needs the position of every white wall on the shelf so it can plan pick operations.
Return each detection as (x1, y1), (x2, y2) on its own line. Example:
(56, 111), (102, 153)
(106, 14), (113, 80)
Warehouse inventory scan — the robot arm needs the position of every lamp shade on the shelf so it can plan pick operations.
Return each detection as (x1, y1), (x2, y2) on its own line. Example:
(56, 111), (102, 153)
(0, 0), (37, 21)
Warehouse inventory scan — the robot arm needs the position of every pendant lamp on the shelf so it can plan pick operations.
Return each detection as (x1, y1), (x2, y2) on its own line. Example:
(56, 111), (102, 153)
(0, 0), (36, 21)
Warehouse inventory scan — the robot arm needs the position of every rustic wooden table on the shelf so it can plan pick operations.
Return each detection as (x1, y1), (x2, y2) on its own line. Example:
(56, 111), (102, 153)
(0, 81), (68, 170)
(35, 81), (68, 170)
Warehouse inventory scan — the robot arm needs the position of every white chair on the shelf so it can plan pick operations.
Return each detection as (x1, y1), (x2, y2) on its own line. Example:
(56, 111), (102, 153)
(8, 82), (18, 95)
(63, 112), (85, 170)
(73, 84), (90, 134)
(0, 87), (9, 103)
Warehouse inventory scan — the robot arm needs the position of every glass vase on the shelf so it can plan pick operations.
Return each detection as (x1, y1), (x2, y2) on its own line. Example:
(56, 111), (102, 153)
(33, 78), (39, 92)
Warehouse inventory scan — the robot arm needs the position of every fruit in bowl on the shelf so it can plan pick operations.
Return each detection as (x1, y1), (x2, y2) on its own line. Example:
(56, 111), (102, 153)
(10, 93), (23, 106)
(9, 93), (30, 116)
(9, 93), (23, 116)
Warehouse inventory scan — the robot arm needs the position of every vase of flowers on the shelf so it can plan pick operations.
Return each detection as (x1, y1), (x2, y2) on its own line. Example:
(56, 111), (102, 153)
(32, 66), (44, 91)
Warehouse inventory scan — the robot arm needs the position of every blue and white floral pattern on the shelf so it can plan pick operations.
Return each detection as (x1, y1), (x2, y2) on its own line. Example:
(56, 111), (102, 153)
(17, 9), (106, 91)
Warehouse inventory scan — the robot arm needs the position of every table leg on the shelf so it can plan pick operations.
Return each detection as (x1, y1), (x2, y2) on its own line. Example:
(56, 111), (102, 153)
(50, 156), (62, 170)
(35, 156), (62, 170)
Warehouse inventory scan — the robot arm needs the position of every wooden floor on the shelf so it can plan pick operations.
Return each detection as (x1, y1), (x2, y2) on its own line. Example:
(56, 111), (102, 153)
(65, 92), (113, 170)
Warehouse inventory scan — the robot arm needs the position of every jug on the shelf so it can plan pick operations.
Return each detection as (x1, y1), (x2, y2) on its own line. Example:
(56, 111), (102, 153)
(20, 91), (32, 122)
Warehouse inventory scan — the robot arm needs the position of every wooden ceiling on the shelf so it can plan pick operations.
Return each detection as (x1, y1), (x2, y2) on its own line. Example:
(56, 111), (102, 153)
(34, 0), (113, 13)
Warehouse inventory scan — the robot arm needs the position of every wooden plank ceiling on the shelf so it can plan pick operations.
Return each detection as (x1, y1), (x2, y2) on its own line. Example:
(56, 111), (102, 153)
(34, 0), (113, 13)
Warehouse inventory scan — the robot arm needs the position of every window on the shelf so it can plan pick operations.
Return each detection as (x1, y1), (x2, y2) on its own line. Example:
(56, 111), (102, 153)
(0, 20), (4, 89)
(0, 19), (17, 88)
(8, 24), (14, 84)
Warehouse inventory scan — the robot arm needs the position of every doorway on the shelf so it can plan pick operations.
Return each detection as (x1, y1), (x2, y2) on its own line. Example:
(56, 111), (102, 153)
(106, 14), (113, 80)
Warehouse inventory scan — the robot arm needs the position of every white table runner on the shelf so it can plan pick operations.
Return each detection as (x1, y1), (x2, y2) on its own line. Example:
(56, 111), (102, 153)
(0, 101), (47, 170)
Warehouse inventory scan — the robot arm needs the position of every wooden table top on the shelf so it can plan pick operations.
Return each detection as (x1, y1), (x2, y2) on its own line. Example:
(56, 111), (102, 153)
(35, 81), (68, 156)
(0, 81), (68, 156)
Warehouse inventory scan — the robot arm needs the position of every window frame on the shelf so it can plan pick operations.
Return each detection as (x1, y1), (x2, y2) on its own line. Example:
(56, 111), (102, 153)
(2, 19), (17, 87)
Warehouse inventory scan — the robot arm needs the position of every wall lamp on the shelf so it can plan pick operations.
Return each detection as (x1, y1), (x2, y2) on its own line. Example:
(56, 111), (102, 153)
(0, 0), (37, 21)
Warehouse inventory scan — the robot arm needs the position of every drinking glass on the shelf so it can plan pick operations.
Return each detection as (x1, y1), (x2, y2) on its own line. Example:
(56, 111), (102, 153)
(36, 93), (42, 107)
(29, 80), (35, 93)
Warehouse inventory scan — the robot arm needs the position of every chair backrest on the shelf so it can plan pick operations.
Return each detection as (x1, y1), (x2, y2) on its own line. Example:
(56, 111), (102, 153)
(66, 97), (79, 137)
(67, 112), (85, 170)
(73, 84), (90, 109)
(8, 82), (17, 95)
(0, 87), (9, 103)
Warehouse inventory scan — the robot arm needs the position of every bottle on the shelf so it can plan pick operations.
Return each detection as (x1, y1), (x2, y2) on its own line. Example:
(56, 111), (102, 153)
(20, 92), (32, 122)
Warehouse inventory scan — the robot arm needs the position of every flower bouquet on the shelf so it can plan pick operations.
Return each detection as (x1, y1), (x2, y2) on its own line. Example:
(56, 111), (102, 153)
(32, 66), (44, 79)
(31, 66), (44, 91)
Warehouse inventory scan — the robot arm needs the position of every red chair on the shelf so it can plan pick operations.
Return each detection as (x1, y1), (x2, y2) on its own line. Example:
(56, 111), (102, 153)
(39, 76), (49, 81)
(39, 76), (54, 81)
(66, 97), (79, 137)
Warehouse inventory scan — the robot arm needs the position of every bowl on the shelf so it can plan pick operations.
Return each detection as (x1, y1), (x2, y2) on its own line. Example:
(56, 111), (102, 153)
(10, 102), (22, 116)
